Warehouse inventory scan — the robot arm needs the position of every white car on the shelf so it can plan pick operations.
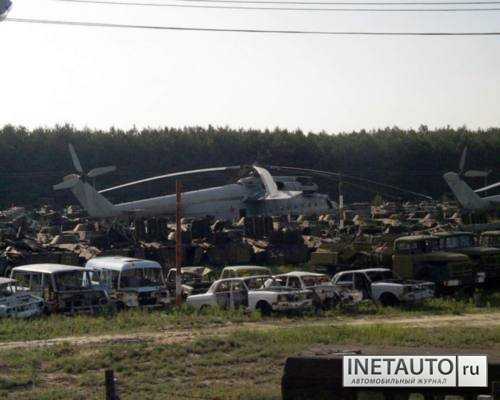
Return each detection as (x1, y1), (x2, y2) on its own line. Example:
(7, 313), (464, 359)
(186, 275), (313, 315)
(332, 268), (435, 306)
(0, 277), (44, 318)
(275, 271), (354, 309)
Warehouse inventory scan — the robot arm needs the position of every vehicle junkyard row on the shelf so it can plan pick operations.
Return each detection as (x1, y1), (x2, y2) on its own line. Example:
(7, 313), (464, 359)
(0, 201), (499, 317)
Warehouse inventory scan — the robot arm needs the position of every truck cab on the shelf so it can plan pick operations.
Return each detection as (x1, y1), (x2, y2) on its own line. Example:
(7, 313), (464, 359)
(392, 235), (475, 294)
(435, 231), (500, 284)
(165, 267), (215, 297)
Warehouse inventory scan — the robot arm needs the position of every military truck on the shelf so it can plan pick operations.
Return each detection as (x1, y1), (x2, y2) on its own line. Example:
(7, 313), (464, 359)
(309, 239), (380, 273)
(392, 235), (476, 294)
(435, 231), (500, 284)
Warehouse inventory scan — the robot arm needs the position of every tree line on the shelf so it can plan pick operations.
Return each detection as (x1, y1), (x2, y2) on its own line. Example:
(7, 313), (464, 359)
(0, 124), (498, 208)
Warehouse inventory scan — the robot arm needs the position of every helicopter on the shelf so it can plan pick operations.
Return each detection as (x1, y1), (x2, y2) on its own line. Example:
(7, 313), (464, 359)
(54, 145), (337, 220)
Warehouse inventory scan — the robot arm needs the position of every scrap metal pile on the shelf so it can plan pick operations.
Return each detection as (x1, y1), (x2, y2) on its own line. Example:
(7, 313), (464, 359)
(0, 200), (460, 275)
(0, 199), (499, 318)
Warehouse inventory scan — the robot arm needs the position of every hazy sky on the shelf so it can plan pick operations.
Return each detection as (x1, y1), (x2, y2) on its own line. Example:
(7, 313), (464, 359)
(1, 0), (500, 133)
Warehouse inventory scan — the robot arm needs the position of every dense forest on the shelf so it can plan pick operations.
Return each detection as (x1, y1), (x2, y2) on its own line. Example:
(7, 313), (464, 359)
(0, 124), (499, 208)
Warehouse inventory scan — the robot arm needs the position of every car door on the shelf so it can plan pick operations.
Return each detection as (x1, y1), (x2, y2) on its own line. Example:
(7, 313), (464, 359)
(231, 280), (248, 309)
(353, 272), (371, 299)
(214, 280), (231, 309)
(30, 272), (44, 299)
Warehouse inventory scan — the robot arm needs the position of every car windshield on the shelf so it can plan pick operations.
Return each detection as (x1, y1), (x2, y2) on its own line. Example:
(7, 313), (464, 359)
(54, 270), (89, 291)
(441, 235), (474, 249)
(244, 276), (272, 289)
(120, 268), (164, 288)
(365, 270), (394, 282)
(421, 239), (439, 253)
(301, 275), (330, 286)
(396, 239), (438, 254)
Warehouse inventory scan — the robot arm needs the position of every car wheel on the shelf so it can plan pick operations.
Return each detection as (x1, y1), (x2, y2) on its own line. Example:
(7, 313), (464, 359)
(256, 301), (272, 317)
(380, 293), (399, 307)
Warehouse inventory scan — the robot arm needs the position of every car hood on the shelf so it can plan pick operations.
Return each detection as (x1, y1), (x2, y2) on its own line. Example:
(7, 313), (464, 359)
(372, 279), (434, 288)
(120, 286), (164, 293)
(457, 247), (500, 256)
(422, 252), (470, 262)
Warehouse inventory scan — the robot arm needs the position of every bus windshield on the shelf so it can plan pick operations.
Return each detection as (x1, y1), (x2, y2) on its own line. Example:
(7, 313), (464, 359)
(120, 268), (164, 288)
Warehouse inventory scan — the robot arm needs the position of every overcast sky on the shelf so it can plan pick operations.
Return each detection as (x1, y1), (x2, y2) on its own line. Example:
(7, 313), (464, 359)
(1, 0), (500, 133)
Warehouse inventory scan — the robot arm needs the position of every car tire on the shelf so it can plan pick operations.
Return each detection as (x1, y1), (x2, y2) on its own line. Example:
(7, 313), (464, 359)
(256, 301), (272, 317)
(380, 293), (399, 307)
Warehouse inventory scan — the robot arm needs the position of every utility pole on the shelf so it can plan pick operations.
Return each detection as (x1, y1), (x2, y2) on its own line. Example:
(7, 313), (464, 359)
(175, 180), (183, 307)
(338, 173), (344, 230)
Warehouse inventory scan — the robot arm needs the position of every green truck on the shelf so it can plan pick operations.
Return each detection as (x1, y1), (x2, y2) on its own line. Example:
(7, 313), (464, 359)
(435, 231), (500, 284)
(392, 235), (476, 294)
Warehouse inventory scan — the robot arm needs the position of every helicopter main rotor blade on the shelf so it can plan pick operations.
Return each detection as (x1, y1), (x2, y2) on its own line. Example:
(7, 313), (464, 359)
(464, 170), (489, 178)
(88, 166), (116, 178)
(268, 165), (433, 201)
(0, 0), (12, 18)
(98, 166), (241, 194)
(253, 166), (279, 198)
(68, 143), (83, 173)
(475, 181), (500, 194)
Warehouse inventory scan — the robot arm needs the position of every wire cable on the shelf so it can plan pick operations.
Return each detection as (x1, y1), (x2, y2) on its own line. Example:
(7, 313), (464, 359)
(6, 17), (500, 35)
(54, 0), (500, 6)
(52, 0), (500, 11)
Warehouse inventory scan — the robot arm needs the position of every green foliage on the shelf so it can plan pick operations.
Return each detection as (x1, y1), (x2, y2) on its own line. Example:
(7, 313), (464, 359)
(0, 297), (497, 343)
(0, 124), (499, 206)
(1, 324), (499, 399)
(372, 194), (384, 206)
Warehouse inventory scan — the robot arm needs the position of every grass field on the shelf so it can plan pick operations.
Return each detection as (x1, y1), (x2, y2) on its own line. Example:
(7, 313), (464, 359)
(1, 295), (499, 399)
(1, 323), (499, 400)
(1, 294), (499, 343)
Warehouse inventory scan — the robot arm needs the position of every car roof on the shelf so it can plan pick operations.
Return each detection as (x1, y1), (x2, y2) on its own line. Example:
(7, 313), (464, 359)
(85, 256), (161, 272)
(276, 271), (325, 277)
(337, 268), (391, 274)
(214, 275), (270, 284)
(221, 265), (270, 271)
(0, 277), (16, 285)
(434, 231), (473, 237)
(12, 264), (84, 274)
(482, 231), (500, 236)
(394, 235), (436, 242)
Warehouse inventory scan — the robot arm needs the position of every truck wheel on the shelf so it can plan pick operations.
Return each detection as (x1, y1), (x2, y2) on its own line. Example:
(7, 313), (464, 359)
(380, 293), (399, 307)
(256, 301), (272, 317)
